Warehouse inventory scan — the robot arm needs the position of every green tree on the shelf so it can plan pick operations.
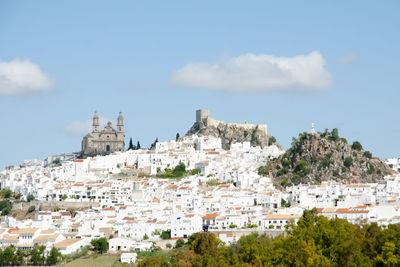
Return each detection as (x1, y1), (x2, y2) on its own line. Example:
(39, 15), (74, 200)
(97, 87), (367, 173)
(46, 247), (62, 265)
(143, 233), (149, 240)
(2, 245), (17, 266)
(375, 241), (400, 266)
(173, 163), (186, 177)
(15, 248), (26, 266)
(189, 232), (222, 257)
(150, 138), (159, 149)
(329, 128), (339, 141)
(176, 132), (180, 141)
(30, 244), (46, 265)
(128, 137), (135, 150)
(91, 237), (109, 254)
(161, 229), (171, 240)
(136, 141), (141, 150)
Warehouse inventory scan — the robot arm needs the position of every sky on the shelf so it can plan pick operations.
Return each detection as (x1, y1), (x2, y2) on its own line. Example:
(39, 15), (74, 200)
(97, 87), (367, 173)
(0, 1), (399, 168)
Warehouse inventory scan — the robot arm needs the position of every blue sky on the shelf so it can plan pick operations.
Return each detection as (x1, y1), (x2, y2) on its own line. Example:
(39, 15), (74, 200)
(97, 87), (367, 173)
(0, 1), (399, 168)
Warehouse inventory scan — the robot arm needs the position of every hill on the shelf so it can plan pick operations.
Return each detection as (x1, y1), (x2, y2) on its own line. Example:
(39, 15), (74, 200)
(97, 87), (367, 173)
(258, 128), (392, 186)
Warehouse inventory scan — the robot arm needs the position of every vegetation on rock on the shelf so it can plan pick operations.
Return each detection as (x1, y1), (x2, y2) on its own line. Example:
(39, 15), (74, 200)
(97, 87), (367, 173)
(258, 128), (391, 186)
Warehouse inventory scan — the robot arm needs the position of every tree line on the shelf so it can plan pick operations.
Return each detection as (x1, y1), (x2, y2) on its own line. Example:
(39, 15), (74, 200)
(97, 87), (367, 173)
(139, 209), (400, 266)
(127, 133), (181, 151)
(0, 245), (61, 266)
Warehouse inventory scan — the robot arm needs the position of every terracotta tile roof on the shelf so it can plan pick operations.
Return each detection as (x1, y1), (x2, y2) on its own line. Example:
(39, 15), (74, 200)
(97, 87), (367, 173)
(0, 235), (19, 241)
(264, 214), (301, 220)
(13, 228), (39, 235)
(34, 234), (60, 241)
(336, 208), (369, 214)
(40, 230), (56, 234)
(54, 238), (82, 248)
(202, 212), (218, 219)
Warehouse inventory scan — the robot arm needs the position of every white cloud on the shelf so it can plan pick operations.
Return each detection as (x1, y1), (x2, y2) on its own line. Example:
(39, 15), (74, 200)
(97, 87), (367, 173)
(0, 58), (52, 95)
(62, 117), (116, 137)
(338, 54), (360, 64)
(169, 51), (333, 93)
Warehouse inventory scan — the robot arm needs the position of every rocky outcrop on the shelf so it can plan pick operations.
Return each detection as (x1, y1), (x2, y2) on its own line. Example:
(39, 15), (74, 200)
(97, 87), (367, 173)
(259, 130), (392, 186)
(186, 120), (277, 150)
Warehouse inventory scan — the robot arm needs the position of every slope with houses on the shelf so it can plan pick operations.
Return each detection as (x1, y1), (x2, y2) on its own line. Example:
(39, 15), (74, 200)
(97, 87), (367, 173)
(0, 134), (399, 254)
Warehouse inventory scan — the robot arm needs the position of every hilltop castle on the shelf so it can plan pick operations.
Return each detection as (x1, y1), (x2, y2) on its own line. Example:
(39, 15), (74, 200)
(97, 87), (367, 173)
(187, 109), (270, 149)
(195, 109), (268, 133)
(81, 112), (125, 156)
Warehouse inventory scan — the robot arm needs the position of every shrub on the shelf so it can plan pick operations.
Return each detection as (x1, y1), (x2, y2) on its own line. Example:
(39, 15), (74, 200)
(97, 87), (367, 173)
(281, 179), (290, 188)
(367, 164), (375, 174)
(352, 141), (363, 150)
(1, 189), (12, 199)
(281, 198), (291, 207)
(27, 194), (35, 202)
(328, 128), (339, 141)
(175, 239), (185, 248)
(0, 200), (12, 215)
(344, 157), (353, 168)
(268, 136), (277, 146)
(166, 243), (172, 249)
(291, 174), (300, 184)
(190, 168), (201, 175)
(28, 205), (36, 213)
(364, 151), (372, 159)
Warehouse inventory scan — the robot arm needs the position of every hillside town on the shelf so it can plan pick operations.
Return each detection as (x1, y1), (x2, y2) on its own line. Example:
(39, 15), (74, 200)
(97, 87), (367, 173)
(1, 126), (400, 260)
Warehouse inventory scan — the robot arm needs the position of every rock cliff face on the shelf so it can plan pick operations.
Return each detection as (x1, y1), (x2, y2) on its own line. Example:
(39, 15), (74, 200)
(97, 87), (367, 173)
(259, 130), (392, 186)
(186, 120), (276, 150)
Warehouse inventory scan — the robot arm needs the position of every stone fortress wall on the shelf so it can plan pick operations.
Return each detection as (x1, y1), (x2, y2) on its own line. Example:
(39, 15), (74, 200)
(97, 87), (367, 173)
(196, 109), (267, 133)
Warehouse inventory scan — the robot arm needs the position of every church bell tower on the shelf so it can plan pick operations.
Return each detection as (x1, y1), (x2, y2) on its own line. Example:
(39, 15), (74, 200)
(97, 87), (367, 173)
(117, 112), (124, 133)
(92, 111), (99, 133)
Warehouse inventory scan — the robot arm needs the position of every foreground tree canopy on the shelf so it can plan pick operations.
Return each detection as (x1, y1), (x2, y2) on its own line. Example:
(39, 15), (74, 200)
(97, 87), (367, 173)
(139, 209), (400, 266)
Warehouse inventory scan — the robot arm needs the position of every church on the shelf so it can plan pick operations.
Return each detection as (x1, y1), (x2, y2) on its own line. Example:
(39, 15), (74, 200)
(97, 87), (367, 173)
(81, 112), (125, 156)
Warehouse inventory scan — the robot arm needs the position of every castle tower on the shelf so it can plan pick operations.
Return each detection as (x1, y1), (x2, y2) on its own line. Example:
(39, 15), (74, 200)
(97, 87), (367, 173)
(117, 112), (124, 133)
(196, 109), (210, 123)
(92, 111), (99, 133)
